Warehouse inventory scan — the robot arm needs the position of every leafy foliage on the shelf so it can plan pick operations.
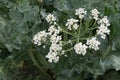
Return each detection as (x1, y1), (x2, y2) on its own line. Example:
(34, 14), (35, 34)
(0, 0), (120, 80)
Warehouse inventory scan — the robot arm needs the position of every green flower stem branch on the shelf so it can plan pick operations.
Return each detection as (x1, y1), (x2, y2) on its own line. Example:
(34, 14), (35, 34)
(64, 47), (74, 52)
(77, 19), (82, 42)
(56, 23), (75, 37)
(103, 46), (111, 58)
(91, 20), (97, 28)
(61, 29), (74, 36)
(62, 39), (76, 46)
(79, 27), (98, 38)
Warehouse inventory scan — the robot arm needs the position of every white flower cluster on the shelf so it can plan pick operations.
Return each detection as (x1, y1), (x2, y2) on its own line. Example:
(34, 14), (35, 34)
(74, 42), (88, 55)
(91, 9), (100, 20)
(33, 30), (47, 46)
(46, 43), (62, 63)
(98, 16), (110, 26)
(45, 14), (63, 63)
(75, 8), (87, 19)
(50, 35), (62, 43)
(97, 25), (110, 39)
(33, 8), (111, 63)
(74, 37), (101, 55)
(46, 25), (62, 63)
(45, 14), (56, 24)
(48, 25), (61, 36)
(46, 51), (59, 63)
(33, 14), (63, 63)
(86, 37), (101, 50)
(65, 18), (79, 30)
(97, 16), (110, 39)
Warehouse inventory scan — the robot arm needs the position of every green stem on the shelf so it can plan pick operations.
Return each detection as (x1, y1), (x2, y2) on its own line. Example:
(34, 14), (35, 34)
(79, 27), (98, 38)
(64, 47), (73, 52)
(56, 23), (73, 40)
(28, 46), (52, 80)
(63, 30), (68, 41)
(43, 42), (51, 45)
(92, 20), (96, 28)
(77, 19), (82, 42)
(79, 38), (88, 40)
(62, 39), (76, 46)
(61, 29), (74, 36)
(88, 19), (96, 28)
(35, 51), (50, 70)
(79, 19), (97, 38)
(103, 46), (111, 58)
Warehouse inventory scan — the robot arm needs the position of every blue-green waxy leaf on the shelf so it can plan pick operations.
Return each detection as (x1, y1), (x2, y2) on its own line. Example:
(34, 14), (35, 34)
(110, 13), (120, 41)
(5, 43), (21, 52)
(54, 0), (70, 11)
(100, 50), (120, 71)
(17, 0), (31, 13)
(23, 6), (39, 22)
(9, 9), (23, 22)
(40, 9), (47, 18)
(54, 0), (106, 11)
(110, 55), (120, 70)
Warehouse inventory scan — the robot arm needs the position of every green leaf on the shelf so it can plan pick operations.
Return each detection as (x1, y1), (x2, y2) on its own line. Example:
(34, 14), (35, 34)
(100, 50), (120, 71)
(17, 0), (31, 13)
(40, 9), (47, 18)
(98, 70), (120, 80)
(23, 6), (39, 22)
(110, 55), (120, 70)
(54, 0), (70, 11)
(0, 34), (5, 43)
(9, 9), (23, 22)
(5, 43), (21, 52)
(110, 13), (120, 41)
(54, 0), (106, 11)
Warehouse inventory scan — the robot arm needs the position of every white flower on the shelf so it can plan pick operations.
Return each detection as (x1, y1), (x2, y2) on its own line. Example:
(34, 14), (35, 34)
(68, 40), (72, 43)
(33, 30), (48, 46)
(50, 35), (62, 43)
(46, 51), (59, 63)
(64, 55), (67, 57)
(91, 9), (100, 20)
(97, 16), (110, 39)
(50, 43), (62, 52)
(74, 42), (88, 55)
(46, 14), (56, 24)
(61, 50), (65, 55)
(75, 8), (87, 19)
(54, 29), (61, 35)
(43, 45), (46, 48)
(97, 25), (110, 39)
(86, 37), (101, 50)
(73, 24), (79, 30)
(48, 25), (61, 35)
(66, 18), (79, 30)
(98, 16), (110, 27)
(46, 43), (62, 63)
(48, 25), (57, 35)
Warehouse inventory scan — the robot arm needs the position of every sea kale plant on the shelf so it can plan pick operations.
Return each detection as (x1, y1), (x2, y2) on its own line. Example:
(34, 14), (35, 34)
(0, 0), (120, 80)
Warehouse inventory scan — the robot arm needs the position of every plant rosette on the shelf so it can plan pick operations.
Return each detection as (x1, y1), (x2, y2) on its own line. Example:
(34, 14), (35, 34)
(33, 8), (110, 63)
